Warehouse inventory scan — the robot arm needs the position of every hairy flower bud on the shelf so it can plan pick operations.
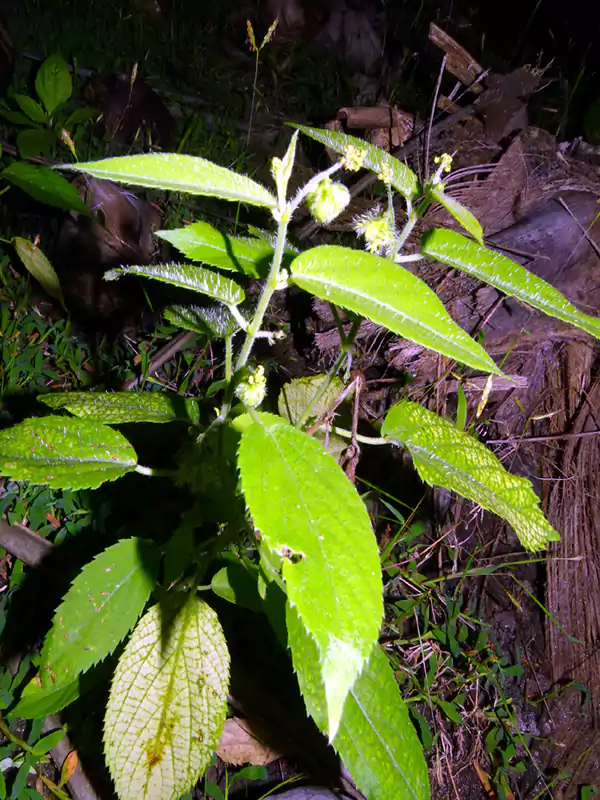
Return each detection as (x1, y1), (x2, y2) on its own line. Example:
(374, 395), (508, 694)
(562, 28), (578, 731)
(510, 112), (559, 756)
(234, 364), (267, 408)
(306, 178), (350, 224)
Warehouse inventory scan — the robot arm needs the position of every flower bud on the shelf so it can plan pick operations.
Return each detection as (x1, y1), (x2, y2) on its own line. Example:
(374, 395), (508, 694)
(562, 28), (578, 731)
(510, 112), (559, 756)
(306, 178), (350, 224)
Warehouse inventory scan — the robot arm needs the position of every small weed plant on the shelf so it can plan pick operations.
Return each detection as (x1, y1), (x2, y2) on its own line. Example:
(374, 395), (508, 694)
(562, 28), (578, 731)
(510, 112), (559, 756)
(1, 79), (600, 800)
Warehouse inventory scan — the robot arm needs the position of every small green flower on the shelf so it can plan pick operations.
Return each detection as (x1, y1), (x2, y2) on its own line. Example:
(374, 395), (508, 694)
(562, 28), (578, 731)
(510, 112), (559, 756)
(235, 365), (267, 408)
(432, 152), (453, 185)
(341, 145), (366, 172)
(306, 178), (351, 224)
(353, 205), (396, 255)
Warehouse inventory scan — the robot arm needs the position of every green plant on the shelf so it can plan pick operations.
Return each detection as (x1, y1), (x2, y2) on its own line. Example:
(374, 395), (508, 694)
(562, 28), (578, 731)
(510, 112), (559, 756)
(0, 125), (599, 800)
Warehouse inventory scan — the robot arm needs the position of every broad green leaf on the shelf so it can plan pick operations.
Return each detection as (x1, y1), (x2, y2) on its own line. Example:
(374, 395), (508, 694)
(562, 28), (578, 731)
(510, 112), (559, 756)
(0, 105), (31, 125)
(12, 678), (80, 720)
(105, 262), (245, 306)
(31, 730), (65, 757)
(165, 303), (241, 339)
(295, 124), (420, 200)
(287, 608), (430, 800)
(104, 595), (229, 800)
(63, 153), (277, 209)
(211, 562), (263, 614)
(38, 538), (159, 688)
(291, 245), (501, 374)
(12, 94), (48, 124)
(39, 391), (200, 424)
(16, 129), (55, 159)
(382, 401), (560, 550)
(421, 228), (600, 340)
(156, 221), (274, 278)
(431, 187), (483, 245)
(238, 413), (383, 738)
(0, 416), (137, 489)
(35, 54), (72, 115)
(12, 237), (66, 309)
(3, 162), (91, 216)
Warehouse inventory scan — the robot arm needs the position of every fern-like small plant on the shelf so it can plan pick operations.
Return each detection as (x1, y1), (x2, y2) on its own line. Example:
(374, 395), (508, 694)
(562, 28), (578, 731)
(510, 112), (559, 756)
(2, 125), (599, 800)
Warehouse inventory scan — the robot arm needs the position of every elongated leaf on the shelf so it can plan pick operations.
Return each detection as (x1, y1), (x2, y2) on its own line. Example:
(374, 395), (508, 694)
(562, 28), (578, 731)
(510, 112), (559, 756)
(12, 678), (80, 720)
(432, 187), (483, 245)
(39, 391), (200, 424)
(12, 237), (66, 309)
(295, 124), (420, 200)
(382, 401), (560, 550)
(421, 228), (600, 340)
(13, 94), (47, 123)
(31, 730), (65, 757)
(0, 417), (137, 489)
(156, 221), (274, 278)
(165, 303), (241, 339)
(62, 154), (277, 209)
(3, 162), (91, 215)
(35, 54), (72, 114)
(104, 595), (229, 800)
(291, 245), (500, 374)
(238, 413), (383, 738)
(288, 608), (430, 800)
(105, 262), (245, 306)
(38, 538), (159, 689)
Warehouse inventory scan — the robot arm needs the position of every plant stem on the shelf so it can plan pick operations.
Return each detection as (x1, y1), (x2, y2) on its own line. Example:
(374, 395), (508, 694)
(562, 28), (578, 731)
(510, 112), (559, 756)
(224, 335), (233, 382)
(247, 53), (260, 145)
(327, 425), (388, 445)
(296, 318), (361, 429)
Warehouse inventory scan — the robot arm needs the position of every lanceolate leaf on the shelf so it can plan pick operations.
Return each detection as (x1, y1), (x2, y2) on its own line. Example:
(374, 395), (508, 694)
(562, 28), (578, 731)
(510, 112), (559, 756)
(238, 413), (383, 738)
(156, 221), (274, 278)
(105, 262), (245, 306)
(3, 162), (91, 215)
(287, 608), (430, 800)
(421, 228), (600, 340)
(165, 303), (242, 339)
(104, 595), (230, 800)
(39, 391), (200, 425)
(62, 153), (277, 209)
(291, 245), (500, 374)
(382, 401), (560, 550)
(38, 538), (159, 689)
(431, 187), (483, 245)
(12, 237), (66, 309)
(12, 678), (80, 720)
(0, 417), (137, 489)
(295, 124), (420, 200)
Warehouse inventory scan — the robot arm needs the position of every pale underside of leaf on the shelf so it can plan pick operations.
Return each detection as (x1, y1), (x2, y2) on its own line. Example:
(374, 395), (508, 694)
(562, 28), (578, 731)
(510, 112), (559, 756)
(0, 417), (137, 489)
(291, 245), (501, 374)
(105, 262), (244, 306)
(287, 607), (430, 800)
(238, 413), (383, 738)
(421, 228), (600, 340)
(61, 153), (277, 209)
(382, 402), (559, 550)
(104, 596), (230, 800)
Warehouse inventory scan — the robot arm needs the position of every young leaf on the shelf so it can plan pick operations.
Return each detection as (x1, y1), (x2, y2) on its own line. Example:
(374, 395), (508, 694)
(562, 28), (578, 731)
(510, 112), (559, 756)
(211, 562), (263, 614)
(382, 401), (560, 550)
(272, 129), (299, 204)
(156, 221), (274, 278)
(38, 538), (159, 690)
(421, 228), (600, 340)
(105, 262), (245, 306)
(12, 237), (66, 310)
(431, 187), (483, 245)
(291, 245), (501, 374)
(295, 124), (419, 200)
(39, 391), (200, 425)
(12, 94), (48, 124)
(287, 608), (430, 800)
(0, 417), (138, 489)
(3, 162), (91, 215)
(31, 729), (65, 757)
(165, 303), (241, 339)
(11, 678), (80, 720)
(238, 413), (383, 738)
(62, 153), (277, 209)
(35, 54), (72, 114)
(104, 595), (230, 800)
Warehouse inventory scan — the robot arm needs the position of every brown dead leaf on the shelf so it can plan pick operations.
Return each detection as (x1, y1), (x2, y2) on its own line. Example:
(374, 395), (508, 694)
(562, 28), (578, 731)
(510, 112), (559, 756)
(59, 749), (79, 788)
(217, 717), (281, 766)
